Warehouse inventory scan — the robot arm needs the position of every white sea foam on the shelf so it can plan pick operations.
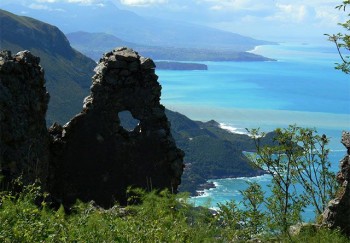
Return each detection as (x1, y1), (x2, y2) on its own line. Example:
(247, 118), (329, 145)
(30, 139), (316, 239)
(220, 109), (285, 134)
(192, 181), (219, 199)
(212, 181), (220, 188)
(224, 174), (272, 182)
(330, 149), (347, 152)
(246, 174), (272, 182)
(247, 45), (261, 53)
(193, 190), (211, 198)
(219, 123), (247, 135)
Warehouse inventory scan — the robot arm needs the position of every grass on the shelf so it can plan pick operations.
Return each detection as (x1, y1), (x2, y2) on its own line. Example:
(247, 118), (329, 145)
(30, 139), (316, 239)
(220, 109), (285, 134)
(0, 182), (349, 243)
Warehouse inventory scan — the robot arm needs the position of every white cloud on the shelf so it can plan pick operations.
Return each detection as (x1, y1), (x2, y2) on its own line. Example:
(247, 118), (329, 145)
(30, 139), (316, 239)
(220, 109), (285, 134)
(120, 0), (168, 7)
(210, 5), (222, 11)
(29, 3), (65, 11)
(34, 0), (104, 5)
(203, 0), (269, 12)
(315, 5), (345, 27)
(35, 0), (57, 3)
(67, 0), (102, 4)
(29, 3), (51, 10)
(268, 3), (309, 23)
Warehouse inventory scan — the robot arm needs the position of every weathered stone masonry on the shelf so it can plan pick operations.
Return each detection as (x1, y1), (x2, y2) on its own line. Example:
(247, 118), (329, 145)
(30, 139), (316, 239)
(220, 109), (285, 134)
(0, 50), (50, 186)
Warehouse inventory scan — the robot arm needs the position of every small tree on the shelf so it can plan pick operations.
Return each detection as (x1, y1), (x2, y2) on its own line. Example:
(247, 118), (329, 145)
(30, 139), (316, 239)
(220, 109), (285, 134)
(292, 128), (337, 215)
(217, 200), (245, 240)
(247, 126), (303, 234)
(240, 181), (266, 237)
(246, 125), (337, 233)
(217, 182), (266, 241)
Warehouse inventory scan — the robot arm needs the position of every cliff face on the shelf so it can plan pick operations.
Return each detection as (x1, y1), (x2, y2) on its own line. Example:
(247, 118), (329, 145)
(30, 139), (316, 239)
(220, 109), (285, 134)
(322, 131), (350, 236)
(0, 50), (50, 186)
(0, 9), (96, 124)
(0, 10), (73, 58)
(0, 49), (184, 207)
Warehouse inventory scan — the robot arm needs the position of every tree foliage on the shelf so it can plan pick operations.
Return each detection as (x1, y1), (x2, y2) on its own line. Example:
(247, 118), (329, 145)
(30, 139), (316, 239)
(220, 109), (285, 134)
(326, 0), (350, 73)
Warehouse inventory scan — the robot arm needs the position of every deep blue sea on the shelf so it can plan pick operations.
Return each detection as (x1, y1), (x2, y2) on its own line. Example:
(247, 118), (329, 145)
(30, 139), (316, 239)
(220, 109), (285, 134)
(155, 42), (350, 221)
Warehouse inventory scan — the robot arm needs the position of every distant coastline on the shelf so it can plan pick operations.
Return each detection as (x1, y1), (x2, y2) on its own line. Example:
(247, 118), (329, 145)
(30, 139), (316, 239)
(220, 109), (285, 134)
(155, 61), (208, 71)
(66, 32), (276, 63)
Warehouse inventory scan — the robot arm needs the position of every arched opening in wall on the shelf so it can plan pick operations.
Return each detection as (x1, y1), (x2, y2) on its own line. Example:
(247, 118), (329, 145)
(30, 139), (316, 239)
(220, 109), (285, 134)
(118, 110), (140, 132)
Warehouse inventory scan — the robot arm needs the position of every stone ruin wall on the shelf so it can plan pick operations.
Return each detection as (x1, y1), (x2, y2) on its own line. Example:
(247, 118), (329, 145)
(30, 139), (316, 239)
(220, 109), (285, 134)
(49, 47), (184, 207)
(0, 48), (184, 207)
(0, 50), (50, 187)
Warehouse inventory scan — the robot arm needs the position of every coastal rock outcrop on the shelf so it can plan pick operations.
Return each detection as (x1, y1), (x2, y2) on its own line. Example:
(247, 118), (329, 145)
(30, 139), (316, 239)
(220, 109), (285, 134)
(49, 47), (184, 207)
(322, 131), (350, 236)
(0, 50), (50, 186)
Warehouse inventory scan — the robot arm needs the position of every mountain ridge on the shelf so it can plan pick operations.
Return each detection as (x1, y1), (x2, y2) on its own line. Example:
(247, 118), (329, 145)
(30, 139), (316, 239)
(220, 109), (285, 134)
(66, 31), (275, 62)
(0, 1), (275, 51)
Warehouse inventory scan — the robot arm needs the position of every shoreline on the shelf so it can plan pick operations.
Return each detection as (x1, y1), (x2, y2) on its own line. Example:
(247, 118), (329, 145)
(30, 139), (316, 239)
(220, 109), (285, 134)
(194, 171), (268, 197)
(155, 61), (208, 71)
(191, 150), (347, 199)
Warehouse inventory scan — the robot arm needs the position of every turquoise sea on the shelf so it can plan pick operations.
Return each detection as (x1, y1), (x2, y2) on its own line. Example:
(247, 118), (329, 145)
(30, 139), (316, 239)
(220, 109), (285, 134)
(155, 42), (350, 221)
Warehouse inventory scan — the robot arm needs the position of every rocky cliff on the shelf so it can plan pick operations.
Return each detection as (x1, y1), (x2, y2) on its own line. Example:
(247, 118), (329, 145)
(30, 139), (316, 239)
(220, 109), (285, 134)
(0, 48), (184, 207)
(322, 131), (350, 236)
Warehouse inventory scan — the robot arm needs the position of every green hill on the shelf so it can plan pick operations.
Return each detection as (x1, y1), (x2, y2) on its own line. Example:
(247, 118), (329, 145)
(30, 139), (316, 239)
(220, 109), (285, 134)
(0, 9), (96, 124)
(164, 110), (274, 194)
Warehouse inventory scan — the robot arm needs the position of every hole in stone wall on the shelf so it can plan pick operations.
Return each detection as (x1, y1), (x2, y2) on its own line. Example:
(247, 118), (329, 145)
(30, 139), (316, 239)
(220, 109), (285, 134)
(118, 110), (140, 132)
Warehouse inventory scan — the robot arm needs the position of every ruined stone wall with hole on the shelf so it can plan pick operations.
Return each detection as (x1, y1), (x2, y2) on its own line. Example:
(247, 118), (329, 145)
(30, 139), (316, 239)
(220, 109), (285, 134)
(49, 47), (184, 207)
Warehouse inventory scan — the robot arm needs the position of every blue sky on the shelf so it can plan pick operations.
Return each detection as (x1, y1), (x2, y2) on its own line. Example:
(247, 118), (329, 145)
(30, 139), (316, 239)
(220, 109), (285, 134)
(1, 0), (347, 42)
